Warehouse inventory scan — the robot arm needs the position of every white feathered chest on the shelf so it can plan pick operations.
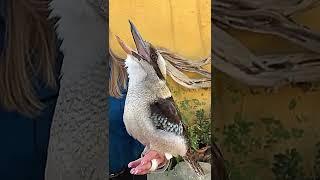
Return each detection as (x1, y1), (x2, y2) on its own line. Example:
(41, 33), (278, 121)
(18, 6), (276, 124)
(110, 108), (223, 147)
(123, 55), (188, 157)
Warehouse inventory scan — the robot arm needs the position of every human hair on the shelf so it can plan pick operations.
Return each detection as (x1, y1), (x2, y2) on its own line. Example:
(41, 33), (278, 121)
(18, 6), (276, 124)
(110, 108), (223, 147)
(0, 0), (58, 117)
(108, 49), (127, 98)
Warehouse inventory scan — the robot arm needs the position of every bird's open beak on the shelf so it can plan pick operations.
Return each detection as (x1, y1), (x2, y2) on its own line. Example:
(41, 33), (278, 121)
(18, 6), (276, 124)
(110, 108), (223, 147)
(129, 20), (150, 61)
(115, 20), (150, 61)
(115, 35), (133, 55)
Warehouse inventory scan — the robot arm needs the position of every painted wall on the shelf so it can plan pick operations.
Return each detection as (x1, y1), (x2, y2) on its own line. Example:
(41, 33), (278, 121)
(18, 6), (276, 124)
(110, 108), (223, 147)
(215, 6), (320, 180)
(109, 0), (211, 125)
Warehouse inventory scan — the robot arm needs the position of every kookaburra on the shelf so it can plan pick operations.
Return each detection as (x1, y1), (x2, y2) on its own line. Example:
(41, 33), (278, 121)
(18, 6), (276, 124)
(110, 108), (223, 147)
(116, 21), (205, 177)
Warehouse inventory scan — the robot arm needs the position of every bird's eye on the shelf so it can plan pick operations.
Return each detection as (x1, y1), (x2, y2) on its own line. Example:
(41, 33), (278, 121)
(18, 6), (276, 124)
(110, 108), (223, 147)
(151, 52), (158, 61)
(149, 46), (158, 61)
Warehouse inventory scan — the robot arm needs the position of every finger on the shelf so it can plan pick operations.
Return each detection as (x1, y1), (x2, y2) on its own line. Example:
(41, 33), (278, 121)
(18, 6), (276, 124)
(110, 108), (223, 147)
(133, 162), (151, 173)
(140, 151), (160, 165)
(135, 169), (151, 175)
(142, 152), (167, 167)
(130, 162), (151, 175)
(128, 158), (142, 168)
(132, 156), (166, 175)
(129, 151), (159, 168)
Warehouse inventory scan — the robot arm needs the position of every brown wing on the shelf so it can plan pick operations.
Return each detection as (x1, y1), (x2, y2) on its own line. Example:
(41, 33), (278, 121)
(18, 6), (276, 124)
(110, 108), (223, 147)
(150, 96), (186, 136)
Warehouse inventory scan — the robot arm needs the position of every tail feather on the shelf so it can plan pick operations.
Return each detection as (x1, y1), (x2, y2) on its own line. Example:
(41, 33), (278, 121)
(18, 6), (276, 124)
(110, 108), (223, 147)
(183, 143), (229, 180)
(183, 154), (205, 177)
(212, 142), (229, 180)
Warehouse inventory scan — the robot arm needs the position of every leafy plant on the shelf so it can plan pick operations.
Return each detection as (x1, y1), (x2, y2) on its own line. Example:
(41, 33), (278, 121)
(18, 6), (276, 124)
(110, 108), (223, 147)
(261, 117), (304, 149)
(261, 117), (291, 148)
(272, 148), (305, 180)
(291, 128), (304, 139)
(187, 109), (211, 150)
(222, 112), (261, 155)
(222, 113), (309, 180)
(288, 98), (297, 110)
(313, 142), (320, 178)
(271, 143), (320, 180)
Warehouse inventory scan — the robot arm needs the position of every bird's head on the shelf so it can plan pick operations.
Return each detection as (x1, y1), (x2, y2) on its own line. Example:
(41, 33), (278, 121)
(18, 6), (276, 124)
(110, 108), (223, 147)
(116, 20), (167, 84)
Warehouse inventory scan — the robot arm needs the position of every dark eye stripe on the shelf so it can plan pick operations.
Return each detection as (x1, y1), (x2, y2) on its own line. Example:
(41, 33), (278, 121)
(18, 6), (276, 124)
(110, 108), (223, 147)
(132, 51), (145, 61)
(150, 50), (157, 61)
(149, 47), (165, 80)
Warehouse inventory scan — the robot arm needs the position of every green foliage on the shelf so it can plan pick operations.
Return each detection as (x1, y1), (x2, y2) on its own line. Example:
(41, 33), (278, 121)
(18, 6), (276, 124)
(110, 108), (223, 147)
(291, 128), (304, 138)
(288, 98), (297, 110)
(313, 142), (320, 178)
(272, 149), (305, 180)
(216, 85), (317, 180)
(261, 117), (304, 149)
(172, 106), (212, 166)
(270, 143), (320, 180)
(179, 99), (190, 111)
(177, 98), (211, 151)
(222, 113), (307, 179)
(222, 112), (261, 155)
(261, 117), (291, 147)
(187, 109), (211, 150)
(179, 99), (206, 112)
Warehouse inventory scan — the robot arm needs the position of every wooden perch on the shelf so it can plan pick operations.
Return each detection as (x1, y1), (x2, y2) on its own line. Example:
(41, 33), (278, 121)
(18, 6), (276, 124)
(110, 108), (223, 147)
(166, 60), (211, 89)
(213, 2), (320, 53)
(213, 25), (320, 87)
(212, 0), (320, 87)
(158, 48), (211, 78)
(214, 0), (320, 16)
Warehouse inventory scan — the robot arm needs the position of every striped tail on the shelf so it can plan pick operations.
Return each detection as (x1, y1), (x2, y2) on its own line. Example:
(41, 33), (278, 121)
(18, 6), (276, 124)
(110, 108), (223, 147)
(183, 153), (205, 177)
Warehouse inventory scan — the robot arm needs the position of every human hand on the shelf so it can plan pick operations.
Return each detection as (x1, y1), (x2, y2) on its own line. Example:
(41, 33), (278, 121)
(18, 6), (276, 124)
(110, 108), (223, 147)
(128, 150), (168, 175)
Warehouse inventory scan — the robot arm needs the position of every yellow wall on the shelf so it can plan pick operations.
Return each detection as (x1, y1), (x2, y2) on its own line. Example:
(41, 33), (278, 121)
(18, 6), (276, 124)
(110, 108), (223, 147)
(109, 0), (211, 122)
(215, 6), (320, 179)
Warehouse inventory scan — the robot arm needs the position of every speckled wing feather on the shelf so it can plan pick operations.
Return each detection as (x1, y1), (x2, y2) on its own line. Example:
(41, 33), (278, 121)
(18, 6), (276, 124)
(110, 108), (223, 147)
(150, 96), (205, 177)
(150, 96), (185, 136)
